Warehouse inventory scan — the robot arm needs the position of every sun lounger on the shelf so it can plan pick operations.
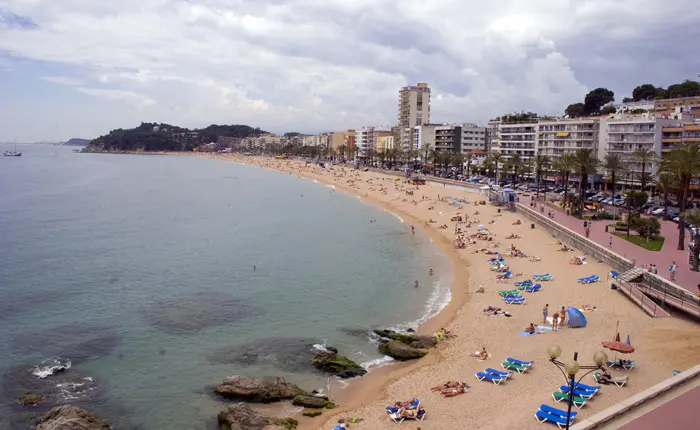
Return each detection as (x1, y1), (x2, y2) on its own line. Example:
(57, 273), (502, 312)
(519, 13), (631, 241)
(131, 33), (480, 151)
(609, 270), (620, 280)
(507, 358), (534, 367)
(389, 408), (426, 423)
(525, 284), (542, 292)
(552, 391), (589, 408)
(504, 297), (526, 305)
(514, 280), (533, 287)
(594, 372), (629, 387)
(559, 385), (597, 399)
(533, 273), (552, 281)
(535, 410), (575, 429)
(497, 271), (512, 279)
(486, 368), (513, 379)
(608, 360), (635, 370)
(573, 382), (601, 392)
(540, 404), (578, 418)
(475, 372), (506, 385)
(578, 275), (599, 284)
(385, 398), (420, 414)
(499, 290), (520, 297)
(502, 361), (529, 373)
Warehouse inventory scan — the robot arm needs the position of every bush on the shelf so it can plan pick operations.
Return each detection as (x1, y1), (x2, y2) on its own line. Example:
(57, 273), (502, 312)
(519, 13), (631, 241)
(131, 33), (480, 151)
(631, 217), (661, 238)
(596, 212), (615, 220)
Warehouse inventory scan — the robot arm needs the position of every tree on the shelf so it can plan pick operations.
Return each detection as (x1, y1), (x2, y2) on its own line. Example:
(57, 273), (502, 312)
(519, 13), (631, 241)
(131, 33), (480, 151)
(632, 84), (658, 101)
(625, 190), (649, 237)
(490, 152), (504, 183)
(655, 172), (677, 220)
(681, 208), (700, 271)
(534, 155), (551, 200)
(553, 154), (575, 209)
(565, 103), (586, 118)
(419, 143), (432, 167)
(572, 149), (599, 216)
(666, 80), (700, 99)
(600, 106), (617, 115)
(507, 154), (522, 183)
(631, 217), (661, 239)
(622, 97), (634, 103)
(603, 153), (626, 198)
(632, 147), (656, 191)
(660, 143), (700, 250)
(583, 88), (615, 115)
(452, 152), (466, 176)
(464, 152), (474, 177)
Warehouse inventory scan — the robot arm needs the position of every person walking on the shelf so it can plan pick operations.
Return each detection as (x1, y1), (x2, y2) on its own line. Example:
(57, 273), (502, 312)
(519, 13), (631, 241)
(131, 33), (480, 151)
(552, 312), (559, 331)
(669, 261), (677, 281)
(559, 306), (567, 328)
(542, 304), (549, 324)
(609, 236), (613, 248)
(651, 264), (657, 275)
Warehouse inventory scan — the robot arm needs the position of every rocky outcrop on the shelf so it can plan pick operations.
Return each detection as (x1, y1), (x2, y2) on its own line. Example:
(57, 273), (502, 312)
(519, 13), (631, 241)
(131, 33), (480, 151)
(18, 393), (44, 406)
(373, 329), (437, 349)
(217, 403), (297, 430)
(36, 405), (110, 430)
(378, 341), (428, 360)
(311, 348), (366, 378)
(214, 376), (307, 403)
(291, 395), (335, 409)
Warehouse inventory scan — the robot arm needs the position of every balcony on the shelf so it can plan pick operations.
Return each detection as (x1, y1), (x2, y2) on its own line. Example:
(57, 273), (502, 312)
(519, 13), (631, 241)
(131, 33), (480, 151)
(663, 127), (683, 133)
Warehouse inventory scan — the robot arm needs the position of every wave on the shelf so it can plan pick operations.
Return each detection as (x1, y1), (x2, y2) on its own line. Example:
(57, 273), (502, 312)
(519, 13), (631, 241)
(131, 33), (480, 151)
(56, 376), (96, 401)
(360, 355), (395, 371)
(386, 276), (452, 332)
(313, 179), (319, 184)
(326, 184), (336, 190)
(32, 358), (71, 379)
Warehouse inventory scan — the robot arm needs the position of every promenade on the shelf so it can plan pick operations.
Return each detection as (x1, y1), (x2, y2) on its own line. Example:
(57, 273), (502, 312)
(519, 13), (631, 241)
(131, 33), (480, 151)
(522, 195), (697, 293)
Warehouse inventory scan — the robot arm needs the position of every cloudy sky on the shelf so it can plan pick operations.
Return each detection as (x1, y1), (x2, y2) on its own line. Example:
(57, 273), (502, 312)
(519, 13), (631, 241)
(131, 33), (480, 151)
(1, 0), (698, 142)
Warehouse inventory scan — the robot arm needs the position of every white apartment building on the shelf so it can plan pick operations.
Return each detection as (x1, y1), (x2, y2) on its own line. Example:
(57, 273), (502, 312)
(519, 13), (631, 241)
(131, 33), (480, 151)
(494, 121), (538, 160)
(537, 118), (599, 160)
(413, 125), (436, 153)
(398, 83), (431, 128)
(355, 127), (374, 157)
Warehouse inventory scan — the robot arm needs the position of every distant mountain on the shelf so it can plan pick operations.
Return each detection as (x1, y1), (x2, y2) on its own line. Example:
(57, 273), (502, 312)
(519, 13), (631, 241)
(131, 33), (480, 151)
(86, 122), (266, 152)
(64, 138), (91, 146)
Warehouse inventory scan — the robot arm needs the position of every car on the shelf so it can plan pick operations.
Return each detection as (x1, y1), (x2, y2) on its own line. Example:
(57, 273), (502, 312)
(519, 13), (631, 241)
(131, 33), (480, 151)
(651, 208), (666, 216)
(601, 198), (613, 205)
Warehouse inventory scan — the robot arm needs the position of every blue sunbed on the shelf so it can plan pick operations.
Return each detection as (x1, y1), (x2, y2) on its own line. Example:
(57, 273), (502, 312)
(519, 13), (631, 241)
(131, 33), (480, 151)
(609, 270), (620, 279)
(535, 410), (575, 429)
(539, 404), (578, 418)
(504, 297), (526, 304)
(507, 358), (534, 367)
(475, 372), (506, 385)
(514, 280), (533, 287)
(485, 368), (513, 379)
(560, 385), (597, 398)
(572, 382), (601, 392)
(525, 284), (542, 292)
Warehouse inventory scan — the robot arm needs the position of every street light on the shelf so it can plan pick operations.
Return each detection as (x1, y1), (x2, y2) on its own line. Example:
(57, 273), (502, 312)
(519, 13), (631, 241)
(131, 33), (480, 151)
(547, 346), (608, 430)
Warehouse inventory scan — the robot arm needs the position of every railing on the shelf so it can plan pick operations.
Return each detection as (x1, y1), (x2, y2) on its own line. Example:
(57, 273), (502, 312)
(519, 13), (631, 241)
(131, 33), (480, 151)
(615, 280), (664, 317)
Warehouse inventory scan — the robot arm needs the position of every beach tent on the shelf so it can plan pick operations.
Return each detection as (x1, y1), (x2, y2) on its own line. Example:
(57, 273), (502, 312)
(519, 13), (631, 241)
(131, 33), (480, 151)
(476, 224), (488, 231)
(567, 307), (587, 328)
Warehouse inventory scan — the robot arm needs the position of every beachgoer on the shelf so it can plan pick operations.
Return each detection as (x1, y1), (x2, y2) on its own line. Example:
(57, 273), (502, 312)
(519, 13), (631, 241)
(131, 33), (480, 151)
(598, 368), (613, 384)
(414, 280), (419, 288)
(431, 381), (460, 391)
(543, 304), (549, 324)
(559, 307), (567, 327)
(669, 261), (677, 281)
(411, 225), (415, 235)
(393, 399), (415, 408)
(525, 323), (536, 334)
(609, 236), (613, 248)
(253, 265), (256, 271)
(396, 407), (423, 419)
(647, 263), (652, 272)
(429, 268), (434, 276)
(441, 383), (468, 397)
(651, 264), (657, 274)
(552, 312), (559, 330)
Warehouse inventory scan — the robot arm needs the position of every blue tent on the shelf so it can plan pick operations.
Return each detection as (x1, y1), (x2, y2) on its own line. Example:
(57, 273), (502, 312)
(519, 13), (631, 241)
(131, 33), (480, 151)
(567, 307), (587, 328)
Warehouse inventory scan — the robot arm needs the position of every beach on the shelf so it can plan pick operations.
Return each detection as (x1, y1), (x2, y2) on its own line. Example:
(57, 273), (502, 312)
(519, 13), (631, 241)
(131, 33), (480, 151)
(186, 153), (699, 430)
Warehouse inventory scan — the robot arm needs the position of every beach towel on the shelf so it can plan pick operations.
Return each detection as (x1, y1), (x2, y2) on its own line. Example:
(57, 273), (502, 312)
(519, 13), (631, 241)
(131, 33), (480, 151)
(537, 325), (555, 331)
(517, 331), (544, 336)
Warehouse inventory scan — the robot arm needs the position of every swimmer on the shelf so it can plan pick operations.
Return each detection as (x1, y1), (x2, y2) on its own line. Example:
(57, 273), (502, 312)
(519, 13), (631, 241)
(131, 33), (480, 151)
(414, 280), (419, 288)
(429, 268), (434, 276)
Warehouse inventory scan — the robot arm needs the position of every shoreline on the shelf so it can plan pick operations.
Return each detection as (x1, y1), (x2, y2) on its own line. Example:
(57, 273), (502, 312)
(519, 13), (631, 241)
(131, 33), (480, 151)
(177, 153), (473, 427)
(167, 153), (699, 430)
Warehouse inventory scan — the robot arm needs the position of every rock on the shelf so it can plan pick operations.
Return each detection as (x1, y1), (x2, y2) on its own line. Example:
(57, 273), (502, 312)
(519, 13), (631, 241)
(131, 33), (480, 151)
(311, 348), (366, 378)
(217, 403), (297, 430)
(36, 405), (110, 430)
(291, 395), (334, 409)
(378, 341), (428, 361)
(17, 393), (44, 406)
(214, 376), (307, 403)
(406, 328), (416, 333)
(302, 411), (322, 417)
(373, 329), (437, 349)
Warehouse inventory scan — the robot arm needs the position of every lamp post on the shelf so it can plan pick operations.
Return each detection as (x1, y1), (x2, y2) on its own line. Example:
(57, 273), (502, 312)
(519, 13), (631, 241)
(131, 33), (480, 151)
(547, 346), (608, 430)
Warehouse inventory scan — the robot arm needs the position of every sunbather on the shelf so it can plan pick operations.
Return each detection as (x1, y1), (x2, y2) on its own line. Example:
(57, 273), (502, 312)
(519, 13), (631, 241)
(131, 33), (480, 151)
(525, 323), (536, 334)
(441, 383), (469, 397)
(582, 304), (597, 311)
(396, 407), (422, 419)
(393, 399), (416, 408)
(431, 381), (460, 391)
(597, 368), (613, 384)
(484, 306), (501, 312)
(569, 256), (583, 265)
(471, 346), (488, 359)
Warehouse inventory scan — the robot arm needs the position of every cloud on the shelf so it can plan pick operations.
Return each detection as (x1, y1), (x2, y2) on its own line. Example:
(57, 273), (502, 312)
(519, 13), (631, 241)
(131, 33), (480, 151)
(40, 76), (83, 86)
(74, 87), (155, 108)
(0, 0), (699, 141)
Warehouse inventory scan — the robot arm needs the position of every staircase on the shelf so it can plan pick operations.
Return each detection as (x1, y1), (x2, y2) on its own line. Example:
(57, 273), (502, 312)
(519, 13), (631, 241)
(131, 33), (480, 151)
(618, 267), (646, 282)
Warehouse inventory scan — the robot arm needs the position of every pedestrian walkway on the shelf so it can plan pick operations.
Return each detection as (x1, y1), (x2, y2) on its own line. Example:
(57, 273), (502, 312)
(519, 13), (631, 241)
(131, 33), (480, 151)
(523, 195), (696, 293)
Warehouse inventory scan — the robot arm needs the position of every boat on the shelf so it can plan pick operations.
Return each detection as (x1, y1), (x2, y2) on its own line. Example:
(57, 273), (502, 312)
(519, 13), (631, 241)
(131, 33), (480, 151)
(3, 144), (22, 157)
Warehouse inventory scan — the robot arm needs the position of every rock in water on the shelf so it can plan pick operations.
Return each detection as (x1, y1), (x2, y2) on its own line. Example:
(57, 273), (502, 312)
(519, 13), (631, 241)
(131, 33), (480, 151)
(311, 348), (367, 378)
(378, 341), (428, 360)
(36, 405), (110, 430)
(291, 395), (334, 409)
(373, 329), (437, 349)
(214, 376), (307, 403)
(17, 393), (44, 406)
(217, 404), (298, 430)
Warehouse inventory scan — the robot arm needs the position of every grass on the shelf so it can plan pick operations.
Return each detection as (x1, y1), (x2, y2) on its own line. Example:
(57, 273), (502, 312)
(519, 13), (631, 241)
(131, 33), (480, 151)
(614, 232), (665, 251)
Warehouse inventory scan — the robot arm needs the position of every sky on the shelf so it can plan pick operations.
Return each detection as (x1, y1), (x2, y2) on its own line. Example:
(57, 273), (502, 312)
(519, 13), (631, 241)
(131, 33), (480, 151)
(0, 0), (699, 142)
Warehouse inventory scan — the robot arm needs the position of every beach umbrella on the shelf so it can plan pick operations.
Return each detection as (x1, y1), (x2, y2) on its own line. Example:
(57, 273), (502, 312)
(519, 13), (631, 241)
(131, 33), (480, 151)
(476, 224), (487, 231)
(602, 332), (635, 354)
(626, 334), (631, 345)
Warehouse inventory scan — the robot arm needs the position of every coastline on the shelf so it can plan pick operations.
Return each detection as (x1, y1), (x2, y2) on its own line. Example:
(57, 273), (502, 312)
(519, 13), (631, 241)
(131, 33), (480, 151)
(172, 153), (699, 430)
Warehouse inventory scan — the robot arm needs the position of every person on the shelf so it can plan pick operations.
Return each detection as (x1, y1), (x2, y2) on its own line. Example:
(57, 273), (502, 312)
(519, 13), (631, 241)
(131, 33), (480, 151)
(669, 261), (677, 281)
(471, 346), (488, 359)
(441, 327), (456, 338)
(431, 381), (460, 391)
(414, 280), (419, 288)
(552, 312), (559, 330)
(429, 267), (434, 276)
(253, 265), (256, 271)
(651, 264), (657, 274)
(597, 368), (613, 384)
(609, 236), (613, 248)
(559, 307), (567, 327)
(525, 323), (536, 334)
(696, 284), (700, 298)
(484, 306), (501, 312)
(441, 382), (469, 397)
(647, 263), (652, 272)
(396, 407), (423, 419)
(543, 304), (549, 324)
(411, 225), (415, 235)
(393, 399), (416, 408)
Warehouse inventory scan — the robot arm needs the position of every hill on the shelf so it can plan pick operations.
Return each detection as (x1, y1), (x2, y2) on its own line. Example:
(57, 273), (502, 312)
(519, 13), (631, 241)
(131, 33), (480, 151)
(86, 123), (265, 152)
(64, 138), (90, 146)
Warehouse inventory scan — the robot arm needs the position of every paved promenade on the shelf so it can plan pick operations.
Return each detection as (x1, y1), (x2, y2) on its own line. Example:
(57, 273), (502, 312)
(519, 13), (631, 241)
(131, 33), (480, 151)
(522, 195), (696, 293)
(618, 385), (700, 430)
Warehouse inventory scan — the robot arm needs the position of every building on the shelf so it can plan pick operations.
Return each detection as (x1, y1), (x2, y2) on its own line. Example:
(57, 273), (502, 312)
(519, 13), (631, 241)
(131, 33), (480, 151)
(356, 127), (375, 157)
(661, 122), (700, 157)
(537, 118), (599, 161)
(461, 124), (488, 155)
(398, 83), (431, 128)
(493, 121), (538, 160)
(654, 96), (700, 113)
(377, 135), (395, 152)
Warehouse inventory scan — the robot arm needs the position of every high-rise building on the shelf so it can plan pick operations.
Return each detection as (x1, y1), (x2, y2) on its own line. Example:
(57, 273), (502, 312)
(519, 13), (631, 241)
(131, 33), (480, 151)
(398, 83), (431, 128)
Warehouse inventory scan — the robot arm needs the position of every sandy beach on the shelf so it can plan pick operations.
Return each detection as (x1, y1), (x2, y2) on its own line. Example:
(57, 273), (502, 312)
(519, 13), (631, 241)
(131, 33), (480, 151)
(185, 153), (699, 430)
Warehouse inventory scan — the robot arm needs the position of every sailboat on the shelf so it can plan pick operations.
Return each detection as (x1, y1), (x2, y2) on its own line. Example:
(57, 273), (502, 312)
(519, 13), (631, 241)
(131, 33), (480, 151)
(3, 144), (22, 156)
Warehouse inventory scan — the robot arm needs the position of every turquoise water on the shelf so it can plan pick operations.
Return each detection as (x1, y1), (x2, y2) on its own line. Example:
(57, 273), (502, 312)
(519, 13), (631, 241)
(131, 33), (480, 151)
(0, 145), (450, 429)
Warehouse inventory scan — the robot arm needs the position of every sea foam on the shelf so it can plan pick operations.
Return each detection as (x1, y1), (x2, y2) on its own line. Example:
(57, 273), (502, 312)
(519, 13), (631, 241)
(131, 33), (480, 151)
(32, 358), (71, 379)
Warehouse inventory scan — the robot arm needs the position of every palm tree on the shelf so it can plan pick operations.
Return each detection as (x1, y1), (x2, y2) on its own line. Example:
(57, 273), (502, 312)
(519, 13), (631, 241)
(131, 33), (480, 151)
(490, 152), (504, 183)
(603, 153), (626, 198)
(660, 143), (700, 250)
(655, 172), (674, 214)
(452, 152), (465, 176)
(464, 152), (474, 177)
(534, 155), (551, 200)
(572, 149), (599, 216)
(681, 208), (700, 271)
(632, 148), (656, 192)
(507, 154), (522, 183)
(338, 144), (347, 161)
(553, 153), (575, 209)
(420, 143), (431, 169)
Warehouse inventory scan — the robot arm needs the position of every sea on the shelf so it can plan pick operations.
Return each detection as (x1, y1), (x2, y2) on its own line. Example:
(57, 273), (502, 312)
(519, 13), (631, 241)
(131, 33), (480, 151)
(0, 144), (451, 429)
